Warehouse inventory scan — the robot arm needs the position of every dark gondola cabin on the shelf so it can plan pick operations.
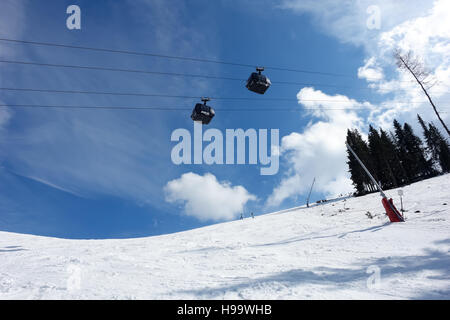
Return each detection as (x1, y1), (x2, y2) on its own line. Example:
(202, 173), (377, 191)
(246, 67), (271, 94)
(191, 97), (215, 125)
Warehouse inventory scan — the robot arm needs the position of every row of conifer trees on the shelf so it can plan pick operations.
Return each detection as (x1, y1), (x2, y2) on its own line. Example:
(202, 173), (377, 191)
(346, 114), (450, 195)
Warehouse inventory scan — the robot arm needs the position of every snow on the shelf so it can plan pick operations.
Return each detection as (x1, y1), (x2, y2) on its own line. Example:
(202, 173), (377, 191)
(0, 174), (449, 299)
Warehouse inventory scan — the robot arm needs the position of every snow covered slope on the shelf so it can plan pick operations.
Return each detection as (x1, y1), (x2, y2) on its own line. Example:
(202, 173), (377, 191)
(1, 175), (449, 299)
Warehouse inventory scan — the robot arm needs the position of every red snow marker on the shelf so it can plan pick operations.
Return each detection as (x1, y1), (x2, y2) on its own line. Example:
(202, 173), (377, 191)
(382, 198), (404, 222)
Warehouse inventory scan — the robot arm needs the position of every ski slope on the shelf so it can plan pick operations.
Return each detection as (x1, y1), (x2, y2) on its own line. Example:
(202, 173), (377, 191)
(0, 174), (449, 299)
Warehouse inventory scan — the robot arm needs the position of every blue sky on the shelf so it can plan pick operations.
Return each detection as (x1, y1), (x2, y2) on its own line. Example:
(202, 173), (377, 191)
(1, 0), (449, 239)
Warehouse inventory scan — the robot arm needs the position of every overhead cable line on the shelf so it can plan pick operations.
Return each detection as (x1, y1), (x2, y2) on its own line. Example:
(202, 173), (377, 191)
(0, 38), (371, 80)
(0, 87), (448, 105)
(0, 38), (424, 83)
(0, 59), (244, 81)
(0, 59), (440, 93)
(1, 104), (447, 112)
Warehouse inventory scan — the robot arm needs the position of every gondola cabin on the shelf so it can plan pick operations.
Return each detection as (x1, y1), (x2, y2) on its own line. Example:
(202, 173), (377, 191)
(246, 67), (271, 94)
(191, 97), (215, 125)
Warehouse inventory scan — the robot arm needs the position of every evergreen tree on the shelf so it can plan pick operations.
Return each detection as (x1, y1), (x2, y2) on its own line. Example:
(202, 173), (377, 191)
(346, 129), (377, 195)
(347, 118), (443, 194)
(403, 122), (433, 179)
(393, 119), (411, 182)
(417, 115), (431, 144)
(418, 114), (450, 173)
(428, 122), (450, 172)
(438, 138), (450, 172)
(346, 129), (365, 195)
(387, 129), (409, 185)
(379, 128), (407, 187)
(368, 125), (407, 189)
(367, 125), (385, 186)
(418, 114), (438, 169)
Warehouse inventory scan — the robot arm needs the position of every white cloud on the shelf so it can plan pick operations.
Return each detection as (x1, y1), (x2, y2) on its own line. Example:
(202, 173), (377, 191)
(280, 0), (450, 128)
(357, 57), (384, 82)
(271, 0), (450, 208)
(4, 110), (174, 206)
(266, 88), (364, 207)
(279, 0), (434, 49)
(377, 0), (450, 59)
(23, 175), (82, 197)
(367, 0), (450, 130)
(164, 172), (256, 222)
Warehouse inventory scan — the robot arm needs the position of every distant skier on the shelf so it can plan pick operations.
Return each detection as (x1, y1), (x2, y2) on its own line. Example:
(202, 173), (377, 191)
(240, 213), (243, 220)
(251, 212), (254, 219)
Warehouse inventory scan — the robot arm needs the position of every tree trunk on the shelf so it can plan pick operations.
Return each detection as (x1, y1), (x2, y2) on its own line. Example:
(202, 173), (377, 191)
(398, 55), (450, 137)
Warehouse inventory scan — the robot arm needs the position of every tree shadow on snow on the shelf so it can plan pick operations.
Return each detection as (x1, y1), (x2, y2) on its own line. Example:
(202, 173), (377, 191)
(0, 245), (27, 253)
(249, 223), (390, 248)
(175, 240), (450, 299)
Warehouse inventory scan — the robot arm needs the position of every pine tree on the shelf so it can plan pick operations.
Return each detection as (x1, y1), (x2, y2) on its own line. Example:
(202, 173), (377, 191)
(438, 138), (450, 172)
(347, 118), (443, 195)
(393, 119), (411, 182)
(346, 130), (365, 195)
(368, 125), (407, 189)
(379, 128), (406, 187)
(393, 119), (433, 181)
(418, 114), (438, 170)
(368, 125), (385, 187)
(403, 122), (434, 179)
(417, 115), (431, 144)
(387, 129), (409, 185)
(346, 129), (377, 195)
(428, 122), (450, 172)
(418, 114), (450, 173)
